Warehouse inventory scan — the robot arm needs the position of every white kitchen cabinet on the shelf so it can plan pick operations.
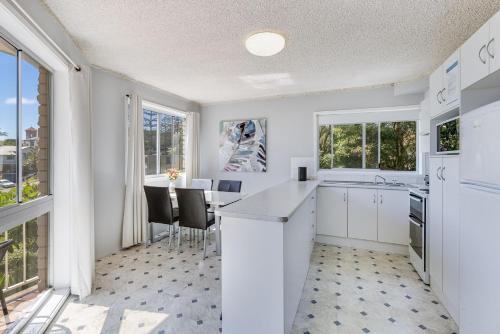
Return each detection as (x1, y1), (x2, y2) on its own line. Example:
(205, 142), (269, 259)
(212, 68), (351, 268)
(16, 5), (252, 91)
(429, 66), (443, 118)
(377, 189), (409, 245)
(429, 51), (460, 118)
(429, 155), (460, 322)
(441, 157), (460, 321)
(489, 10), (500, 75)
(443, 51), (461, 107)
(317, 187), (347, 238)
(429, 156), (443, 292)
(347, 188), (378, 241)
(309, 190), (317, 249)
(461, 11), (499, 89)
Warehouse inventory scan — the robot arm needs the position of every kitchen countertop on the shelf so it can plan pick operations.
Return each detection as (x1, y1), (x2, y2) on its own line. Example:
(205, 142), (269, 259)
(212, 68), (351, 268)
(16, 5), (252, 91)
(215, 180), (319, 222)
(319, 180), (414, 191)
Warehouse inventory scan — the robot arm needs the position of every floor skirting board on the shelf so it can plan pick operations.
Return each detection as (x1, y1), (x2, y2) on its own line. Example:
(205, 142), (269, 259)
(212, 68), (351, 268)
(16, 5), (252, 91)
(316, 235), (409, 255)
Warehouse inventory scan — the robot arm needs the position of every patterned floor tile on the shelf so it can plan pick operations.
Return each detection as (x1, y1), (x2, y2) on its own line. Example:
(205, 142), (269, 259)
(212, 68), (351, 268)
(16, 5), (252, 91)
(49, 237), (458, 334)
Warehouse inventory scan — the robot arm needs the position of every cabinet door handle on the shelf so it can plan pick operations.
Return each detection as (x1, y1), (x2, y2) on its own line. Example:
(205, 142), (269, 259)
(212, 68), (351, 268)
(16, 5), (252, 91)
(487, 38), (495, 59)
(373, 194), (376, 204)
(343, 192), (346, 202)
(437, 166), (442, 181)
(441, 166), (446, 181)
(479, 44), (488, 64)
(380, 194), (383, 204)
(441, 88), (446, 102)
(436, 91), (442, 104)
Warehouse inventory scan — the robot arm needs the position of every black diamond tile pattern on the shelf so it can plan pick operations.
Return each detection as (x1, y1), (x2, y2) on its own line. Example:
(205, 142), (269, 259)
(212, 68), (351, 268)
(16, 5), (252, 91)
(50, 239), (458, 334)
(291, 244), (458, 334)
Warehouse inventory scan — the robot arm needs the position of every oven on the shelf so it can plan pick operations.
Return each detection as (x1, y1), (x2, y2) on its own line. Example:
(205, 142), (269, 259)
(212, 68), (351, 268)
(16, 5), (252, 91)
(409, 216), (424, 259)
(410, 193), (425, 223)
(408, 189), (429, 284)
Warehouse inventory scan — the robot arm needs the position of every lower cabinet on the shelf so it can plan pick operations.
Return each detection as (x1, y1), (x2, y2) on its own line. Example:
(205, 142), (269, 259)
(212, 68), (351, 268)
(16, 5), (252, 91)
(377, 189), (410, 245)
(347, 188), (378, 241)
(317, 187), (347, 237)
(318, 186), (409, 245)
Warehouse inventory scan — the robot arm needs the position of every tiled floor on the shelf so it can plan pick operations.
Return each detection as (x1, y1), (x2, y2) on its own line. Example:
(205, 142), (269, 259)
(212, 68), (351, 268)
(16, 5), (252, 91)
(292, 244), (458, 334)
(49, 235), (458, 334)
(0, 285), (42, 333)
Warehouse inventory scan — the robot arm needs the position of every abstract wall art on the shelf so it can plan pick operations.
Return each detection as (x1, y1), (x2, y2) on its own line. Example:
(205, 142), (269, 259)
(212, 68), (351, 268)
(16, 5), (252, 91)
(219, 119), (267, 172)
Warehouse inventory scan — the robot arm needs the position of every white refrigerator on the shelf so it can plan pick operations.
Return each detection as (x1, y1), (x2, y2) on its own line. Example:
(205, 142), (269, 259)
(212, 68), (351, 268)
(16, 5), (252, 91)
(460, 100), (500, 333)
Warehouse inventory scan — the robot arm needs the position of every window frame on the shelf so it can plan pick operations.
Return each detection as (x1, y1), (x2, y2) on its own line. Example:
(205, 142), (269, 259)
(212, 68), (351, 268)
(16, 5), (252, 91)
(142, 100), (186, 178)
(0, 34), (53, 215)
(314, 106), (420, 174)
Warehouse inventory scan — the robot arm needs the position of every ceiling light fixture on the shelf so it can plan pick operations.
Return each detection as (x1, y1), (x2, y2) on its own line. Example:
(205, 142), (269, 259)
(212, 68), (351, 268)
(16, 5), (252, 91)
(245, 32), (285, 57)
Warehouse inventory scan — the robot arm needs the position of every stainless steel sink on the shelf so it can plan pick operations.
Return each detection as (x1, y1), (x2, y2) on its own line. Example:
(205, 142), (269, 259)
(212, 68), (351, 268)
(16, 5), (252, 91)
(322, 180), (407, 187)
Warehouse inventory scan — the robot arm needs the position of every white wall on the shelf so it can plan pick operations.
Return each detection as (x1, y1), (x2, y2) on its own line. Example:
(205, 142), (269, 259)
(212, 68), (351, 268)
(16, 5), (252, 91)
(200, 86), (424, 195)
(92, 68), (200, 258)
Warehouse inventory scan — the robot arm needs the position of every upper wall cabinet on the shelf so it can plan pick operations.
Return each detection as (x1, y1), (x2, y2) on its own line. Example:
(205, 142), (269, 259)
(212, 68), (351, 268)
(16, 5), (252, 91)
(430, 50), (460, 118)
(461, 11), (500, 89)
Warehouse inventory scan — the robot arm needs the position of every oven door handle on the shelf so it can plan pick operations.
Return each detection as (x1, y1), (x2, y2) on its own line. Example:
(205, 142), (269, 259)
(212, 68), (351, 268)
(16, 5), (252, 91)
(409, 216), (423, 227)
(410, 194), (423, 202)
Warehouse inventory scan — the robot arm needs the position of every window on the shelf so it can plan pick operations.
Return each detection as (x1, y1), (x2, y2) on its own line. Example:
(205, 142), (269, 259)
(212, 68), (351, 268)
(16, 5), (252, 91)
(319, 120), (417, 171)
(0, 37), (50, 208)
(143, 103), (185, 176)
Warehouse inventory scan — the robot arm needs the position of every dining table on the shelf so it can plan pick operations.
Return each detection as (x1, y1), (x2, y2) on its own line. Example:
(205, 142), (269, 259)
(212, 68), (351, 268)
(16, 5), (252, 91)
(170, 190), (243, 256)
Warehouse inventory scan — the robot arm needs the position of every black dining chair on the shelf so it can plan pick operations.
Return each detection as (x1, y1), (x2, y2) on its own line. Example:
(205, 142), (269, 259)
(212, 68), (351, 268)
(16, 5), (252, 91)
(175, 188), (215, 259)
(217, 179), (242, 193)
(0, 239), (13, 315)
(144, 186), (179, 248)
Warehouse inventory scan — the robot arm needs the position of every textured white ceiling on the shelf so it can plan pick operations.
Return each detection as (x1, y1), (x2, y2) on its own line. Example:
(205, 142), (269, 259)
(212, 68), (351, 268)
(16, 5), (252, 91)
(42, 0), (500, 104)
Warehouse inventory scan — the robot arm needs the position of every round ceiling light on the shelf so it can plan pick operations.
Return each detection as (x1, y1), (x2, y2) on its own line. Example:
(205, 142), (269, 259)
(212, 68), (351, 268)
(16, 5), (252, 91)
(245, 32), (285, 57)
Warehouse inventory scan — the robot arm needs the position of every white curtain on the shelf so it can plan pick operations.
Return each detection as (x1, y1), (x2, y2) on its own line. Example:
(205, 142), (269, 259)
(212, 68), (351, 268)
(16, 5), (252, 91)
(69, 65), (94, 298)
(122, 94), (147, 248)
(185, 111), (200, 186)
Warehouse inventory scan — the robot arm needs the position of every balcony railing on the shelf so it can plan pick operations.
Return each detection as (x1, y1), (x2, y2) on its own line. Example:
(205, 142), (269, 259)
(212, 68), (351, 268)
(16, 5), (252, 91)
(1, 218), (41, 296)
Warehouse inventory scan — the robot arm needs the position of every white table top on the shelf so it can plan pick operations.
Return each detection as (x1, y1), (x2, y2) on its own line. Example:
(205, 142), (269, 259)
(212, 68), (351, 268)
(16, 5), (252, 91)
(170, 190), (243, 206)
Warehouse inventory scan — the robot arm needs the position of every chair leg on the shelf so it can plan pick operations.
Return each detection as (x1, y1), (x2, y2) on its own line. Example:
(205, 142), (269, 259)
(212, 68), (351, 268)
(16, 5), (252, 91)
(149, 222), (154, 245)
(168, 225), (172, 249)
(0, 289), (7, 315)
(203, 230), (207, 260)
(177, 226), (182, 254)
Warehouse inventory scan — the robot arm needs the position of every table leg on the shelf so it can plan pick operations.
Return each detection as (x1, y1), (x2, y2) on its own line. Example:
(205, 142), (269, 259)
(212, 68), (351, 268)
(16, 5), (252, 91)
(215, 211), (221, 256)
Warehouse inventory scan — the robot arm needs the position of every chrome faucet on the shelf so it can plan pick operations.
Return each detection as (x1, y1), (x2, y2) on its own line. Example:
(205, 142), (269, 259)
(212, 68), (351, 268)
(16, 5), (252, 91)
(374, 175), (387, 185)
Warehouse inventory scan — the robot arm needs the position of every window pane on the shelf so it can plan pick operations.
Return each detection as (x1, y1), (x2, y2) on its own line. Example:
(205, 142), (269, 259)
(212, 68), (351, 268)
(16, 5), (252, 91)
(0, 213), (48, 296)
(25, 218), (38, 279)
(173, 116), (185, 171)
(365, 123), (379, 169)
(143, 109), (157, 175)
(318, 125), (332, 169)
(0, 38), (18, 207)
(159, 114), (173, 174)
(380, 121), (416, 171)
(332, 124), (362, 168)
(7, 224), (23, 286)
(22, 53), (50, 203)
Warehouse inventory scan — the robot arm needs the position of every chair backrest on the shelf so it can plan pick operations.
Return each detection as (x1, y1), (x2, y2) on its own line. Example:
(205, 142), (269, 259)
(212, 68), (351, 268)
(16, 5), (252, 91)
(218, 179), (242, 193)
(144, 186), (175, 225)
(191, 178), (213, 191)
(0, 239), (13, 261)
(175, 188), (209, 229)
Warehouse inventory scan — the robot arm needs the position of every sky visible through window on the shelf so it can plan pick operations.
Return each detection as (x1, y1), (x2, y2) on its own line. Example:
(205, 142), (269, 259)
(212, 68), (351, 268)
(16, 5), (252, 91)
(0, 52), (40, 140)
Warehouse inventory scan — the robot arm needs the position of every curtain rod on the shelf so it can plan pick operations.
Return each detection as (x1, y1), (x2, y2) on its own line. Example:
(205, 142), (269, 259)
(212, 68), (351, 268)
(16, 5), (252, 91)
(8, 0), (81, 71)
